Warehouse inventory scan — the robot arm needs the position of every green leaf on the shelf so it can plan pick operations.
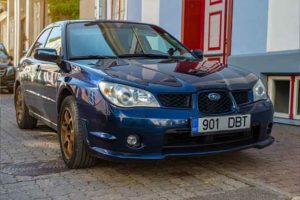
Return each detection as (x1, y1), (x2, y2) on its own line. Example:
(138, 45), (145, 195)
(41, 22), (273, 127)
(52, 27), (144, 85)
(48, 0), (79, 22)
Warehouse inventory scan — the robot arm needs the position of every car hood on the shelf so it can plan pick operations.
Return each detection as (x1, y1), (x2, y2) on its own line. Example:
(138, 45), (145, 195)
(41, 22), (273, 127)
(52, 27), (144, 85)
(72, 59), (258, 91)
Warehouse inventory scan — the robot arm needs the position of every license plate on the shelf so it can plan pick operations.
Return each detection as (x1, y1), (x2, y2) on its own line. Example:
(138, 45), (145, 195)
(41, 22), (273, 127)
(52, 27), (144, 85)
(191, 114), (251, 135)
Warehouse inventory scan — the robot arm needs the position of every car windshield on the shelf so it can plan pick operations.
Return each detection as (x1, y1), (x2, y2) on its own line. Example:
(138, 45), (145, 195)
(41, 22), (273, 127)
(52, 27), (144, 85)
(66, 22), (196, 60)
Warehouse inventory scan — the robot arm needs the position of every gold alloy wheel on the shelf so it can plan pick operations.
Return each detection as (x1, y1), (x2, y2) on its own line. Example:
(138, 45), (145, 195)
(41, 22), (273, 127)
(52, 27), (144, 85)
(60, 108), (75, 160)
(15, 88), (23, 124)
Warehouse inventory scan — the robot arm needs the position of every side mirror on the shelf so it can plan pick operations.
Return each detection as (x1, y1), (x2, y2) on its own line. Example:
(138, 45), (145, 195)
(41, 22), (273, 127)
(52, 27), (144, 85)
(34, 48), (59, 63)
(191, 49), (204, 60)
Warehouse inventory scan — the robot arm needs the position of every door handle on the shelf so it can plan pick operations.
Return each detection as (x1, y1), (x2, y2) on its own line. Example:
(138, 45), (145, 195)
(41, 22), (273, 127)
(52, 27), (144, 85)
(36, 65), (41, 71)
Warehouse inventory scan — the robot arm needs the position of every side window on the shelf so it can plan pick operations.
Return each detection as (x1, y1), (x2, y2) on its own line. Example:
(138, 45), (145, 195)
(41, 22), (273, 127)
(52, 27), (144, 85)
(30, 28), (51, 57)
(45, 26), (62, 55)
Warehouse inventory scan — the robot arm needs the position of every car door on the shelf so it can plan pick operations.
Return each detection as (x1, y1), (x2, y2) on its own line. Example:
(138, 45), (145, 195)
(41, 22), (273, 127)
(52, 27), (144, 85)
(20, 28), (52, 113)
(37, 26), (62, 125)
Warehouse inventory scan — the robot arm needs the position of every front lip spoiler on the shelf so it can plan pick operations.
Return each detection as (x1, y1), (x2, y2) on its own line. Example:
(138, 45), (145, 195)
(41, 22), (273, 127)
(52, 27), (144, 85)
(88, 136), (275, 162)
(255, 136), (274, 149)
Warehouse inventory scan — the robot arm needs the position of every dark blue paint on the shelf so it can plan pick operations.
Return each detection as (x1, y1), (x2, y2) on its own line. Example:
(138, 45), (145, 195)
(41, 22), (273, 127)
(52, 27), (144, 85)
(16, 20), (274, 161)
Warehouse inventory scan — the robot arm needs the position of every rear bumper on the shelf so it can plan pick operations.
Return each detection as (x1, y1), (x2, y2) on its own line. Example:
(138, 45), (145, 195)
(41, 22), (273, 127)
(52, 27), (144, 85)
(79, 99), (274, 161)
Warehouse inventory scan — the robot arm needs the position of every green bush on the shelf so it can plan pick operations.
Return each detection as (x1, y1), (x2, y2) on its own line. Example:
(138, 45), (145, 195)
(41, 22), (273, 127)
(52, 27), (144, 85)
(48, 0), (79, 21)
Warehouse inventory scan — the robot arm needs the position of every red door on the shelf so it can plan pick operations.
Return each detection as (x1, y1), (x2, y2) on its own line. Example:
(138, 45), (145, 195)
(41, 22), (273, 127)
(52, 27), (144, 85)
(182, 0), (232, 63)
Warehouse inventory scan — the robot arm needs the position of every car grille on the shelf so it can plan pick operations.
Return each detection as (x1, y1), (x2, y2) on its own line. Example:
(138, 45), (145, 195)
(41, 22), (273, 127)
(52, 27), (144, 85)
(232, 90), (250, 105)
(162, 125), (261, 155)
(164, 130), (254, 147)
(198, 91), (233, 114)
(158, 94), (191, 108)
(0, 68), (6, 77)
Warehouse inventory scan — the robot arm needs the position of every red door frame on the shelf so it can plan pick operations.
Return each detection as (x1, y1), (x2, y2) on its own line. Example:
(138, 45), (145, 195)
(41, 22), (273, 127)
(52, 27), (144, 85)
(181, 0), (233, 63)
(181, 0), (205, 50)
(289, 75), (296, 119)
(224, 0), (233, 62)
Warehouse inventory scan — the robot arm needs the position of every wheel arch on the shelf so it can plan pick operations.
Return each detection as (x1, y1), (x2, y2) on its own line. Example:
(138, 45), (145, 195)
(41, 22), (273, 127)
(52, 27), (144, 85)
(14, 80), (21, 102)
(57, 87), (74, 114)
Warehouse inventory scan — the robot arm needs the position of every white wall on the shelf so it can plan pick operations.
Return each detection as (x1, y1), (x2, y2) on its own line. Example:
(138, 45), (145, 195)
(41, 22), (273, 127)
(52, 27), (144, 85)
(231, 0), (269, 55)
(267, 0), (300, 52)
(140, 0), (182, 39)
(127, 0), (142, 21)
(159, 0), (182, 40)
(106, 0), (112, 19)
(141, 0), (160, 24)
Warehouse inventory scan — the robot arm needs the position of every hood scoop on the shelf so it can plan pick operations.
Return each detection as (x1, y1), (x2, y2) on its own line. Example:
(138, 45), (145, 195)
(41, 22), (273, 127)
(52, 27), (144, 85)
(103, 63), (182, 87)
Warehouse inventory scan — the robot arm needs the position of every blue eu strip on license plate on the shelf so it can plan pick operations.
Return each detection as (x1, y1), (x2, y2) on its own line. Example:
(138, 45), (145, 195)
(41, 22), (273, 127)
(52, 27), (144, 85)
(191, 118), (199, 135)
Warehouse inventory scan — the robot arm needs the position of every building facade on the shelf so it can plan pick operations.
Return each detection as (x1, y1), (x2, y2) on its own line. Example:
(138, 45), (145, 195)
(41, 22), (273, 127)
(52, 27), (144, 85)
(83, 0), (300, 125)
(0, 0), (51, 66)
(80, 0), (107, 19)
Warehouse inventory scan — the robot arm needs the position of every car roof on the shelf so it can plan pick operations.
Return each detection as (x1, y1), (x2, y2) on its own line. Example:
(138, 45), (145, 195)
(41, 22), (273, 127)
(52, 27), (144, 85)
(45, 20), (157, 29)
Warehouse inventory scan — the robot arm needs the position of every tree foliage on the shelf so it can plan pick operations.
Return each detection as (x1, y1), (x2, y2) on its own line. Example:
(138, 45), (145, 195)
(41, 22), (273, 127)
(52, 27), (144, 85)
(48, 0), (79, 22)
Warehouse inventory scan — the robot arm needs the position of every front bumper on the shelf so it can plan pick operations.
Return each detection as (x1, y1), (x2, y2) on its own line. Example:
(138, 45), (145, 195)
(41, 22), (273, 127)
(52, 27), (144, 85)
(79, 99), (274, 161)
(89, 136), (274, 160)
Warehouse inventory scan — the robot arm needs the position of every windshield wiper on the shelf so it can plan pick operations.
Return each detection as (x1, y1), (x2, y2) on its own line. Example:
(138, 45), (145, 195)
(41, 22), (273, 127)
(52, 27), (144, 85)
(118, 53), (191, 61)
(118, 53), (171, 59)
(69, 55), (118, 60)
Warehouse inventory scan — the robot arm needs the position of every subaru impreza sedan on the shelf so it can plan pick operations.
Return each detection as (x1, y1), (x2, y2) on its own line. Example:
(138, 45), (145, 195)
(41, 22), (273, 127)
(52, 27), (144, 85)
(15, 20), (274, 168)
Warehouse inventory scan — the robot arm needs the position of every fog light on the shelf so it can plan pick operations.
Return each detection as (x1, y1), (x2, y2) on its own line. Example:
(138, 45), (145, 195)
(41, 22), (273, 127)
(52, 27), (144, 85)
(127, 135), (141, 147)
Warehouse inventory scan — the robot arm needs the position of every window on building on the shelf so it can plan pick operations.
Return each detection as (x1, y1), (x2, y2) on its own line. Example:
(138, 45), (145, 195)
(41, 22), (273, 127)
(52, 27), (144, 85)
(45, 26), (62, 55)
(269, 75), (300, 120)
(30, 28), (51, 57)
(273, 80), (290, 114)
(111, 0), (125, 20)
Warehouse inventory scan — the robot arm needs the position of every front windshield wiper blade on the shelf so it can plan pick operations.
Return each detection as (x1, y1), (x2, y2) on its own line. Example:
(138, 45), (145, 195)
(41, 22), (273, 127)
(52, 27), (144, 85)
(69, 55), (118, 60)
(118, 53), (191, 61)
(118, 53), (171, 59)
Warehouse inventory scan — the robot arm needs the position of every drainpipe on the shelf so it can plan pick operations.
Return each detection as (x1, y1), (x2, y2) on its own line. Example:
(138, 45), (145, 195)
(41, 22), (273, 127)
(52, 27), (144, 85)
(6, 0), (10, 52)
(14, 0), (20, 67)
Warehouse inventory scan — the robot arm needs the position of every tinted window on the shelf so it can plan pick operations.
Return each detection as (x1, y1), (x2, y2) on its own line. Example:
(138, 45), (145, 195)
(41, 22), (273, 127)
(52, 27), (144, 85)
(30, 28), (51, 57)
(45, 26), (62, 55)
(66, 22), (195, 59)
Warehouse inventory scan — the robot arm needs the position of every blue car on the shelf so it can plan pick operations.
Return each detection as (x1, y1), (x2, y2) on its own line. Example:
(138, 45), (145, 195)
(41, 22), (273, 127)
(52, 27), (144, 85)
(15, 20), (274, 168)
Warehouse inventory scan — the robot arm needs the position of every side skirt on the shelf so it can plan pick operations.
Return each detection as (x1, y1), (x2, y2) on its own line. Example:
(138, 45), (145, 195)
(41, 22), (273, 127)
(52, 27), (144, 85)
(29, 110), (58, 131)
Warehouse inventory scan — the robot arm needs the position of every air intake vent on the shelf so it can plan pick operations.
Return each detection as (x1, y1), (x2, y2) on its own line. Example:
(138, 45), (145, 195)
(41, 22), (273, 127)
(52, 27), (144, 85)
(158, 94), (191, 108)
(232, 90), (251, 105)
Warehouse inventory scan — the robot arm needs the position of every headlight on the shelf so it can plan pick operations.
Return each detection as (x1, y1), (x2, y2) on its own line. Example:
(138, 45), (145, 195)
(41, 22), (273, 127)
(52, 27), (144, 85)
(99, 81), (160, 108)
(6, 66), (15, 76)
(253, 79), (267, 101)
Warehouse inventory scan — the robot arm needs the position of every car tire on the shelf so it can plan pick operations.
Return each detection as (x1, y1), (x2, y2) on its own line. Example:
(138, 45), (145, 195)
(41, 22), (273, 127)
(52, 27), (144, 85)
(58, 96), (97, 169)
(15, 86), (37, 129)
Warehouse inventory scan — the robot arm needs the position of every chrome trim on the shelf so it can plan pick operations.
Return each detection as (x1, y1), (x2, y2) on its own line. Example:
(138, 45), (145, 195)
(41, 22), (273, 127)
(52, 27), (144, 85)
(26, 89), (56, 103)
(30, 111), (57, 126)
